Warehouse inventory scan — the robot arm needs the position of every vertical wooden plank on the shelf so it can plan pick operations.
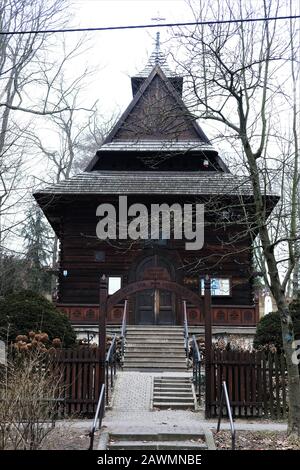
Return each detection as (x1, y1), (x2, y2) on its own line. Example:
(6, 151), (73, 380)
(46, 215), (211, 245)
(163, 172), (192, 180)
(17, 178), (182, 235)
(227, 350), (233, 417)
(240, 350), (246, 417)
(251, 351), (256, 416)
(262, 352), (268, 417)
(94, 348), (101, 415)
(65, 348), (72, 415)
(268, 352), (274, 419)
(274, 353), (281, 419)
(244, 351), (249, 416)
(280, 353), (287, 419)
(82, 347), (89, 414)
(216, 349), (221, 417)
(76, 348), (83, 415)
(256, 351), (263, 417)
(234, 350), (239, 418)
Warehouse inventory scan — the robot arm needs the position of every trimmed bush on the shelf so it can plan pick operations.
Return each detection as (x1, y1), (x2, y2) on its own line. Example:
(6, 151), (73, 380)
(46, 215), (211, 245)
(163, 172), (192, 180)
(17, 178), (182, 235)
(0, 290), (76, 347)
(253, 311), (282, 351)
(254, 295), (300, 351)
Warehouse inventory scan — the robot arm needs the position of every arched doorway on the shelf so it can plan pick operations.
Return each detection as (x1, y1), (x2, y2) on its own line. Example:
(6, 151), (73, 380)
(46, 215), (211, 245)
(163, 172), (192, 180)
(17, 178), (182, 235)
(107, 279), (203, 316)
(135, 255), (176, 325)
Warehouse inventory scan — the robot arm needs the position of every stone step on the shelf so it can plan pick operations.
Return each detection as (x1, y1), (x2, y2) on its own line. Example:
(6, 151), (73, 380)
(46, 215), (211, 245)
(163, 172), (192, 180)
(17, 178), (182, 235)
(154, 378), (192, 382)
(152, 402), (195, 409)
(153, 386), (193, 396)
(125, 344), (185, 356)
(154, 385), (191, 390)
(154, 386), (192, 392)
(153, 394), (194, 402)
(108, 440), (207, 450)
(123, 366), (187, 371)
(154, 395), (193, 401)
(126, 335), (184, 343)
(125, 352), (185, 358)
(110, 432), (206, 442)
(126, 332), (183, 336)
(126, 339), (184, 345)
(126, 333), (183, 338)
(124, 357), (186, 364)
(126, 326), (183, 330)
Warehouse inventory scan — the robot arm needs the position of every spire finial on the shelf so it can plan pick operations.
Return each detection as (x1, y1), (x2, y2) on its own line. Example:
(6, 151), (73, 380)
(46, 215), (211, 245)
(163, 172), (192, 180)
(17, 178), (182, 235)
(155, 32), (160, 64)
(151, 11), (165, 65)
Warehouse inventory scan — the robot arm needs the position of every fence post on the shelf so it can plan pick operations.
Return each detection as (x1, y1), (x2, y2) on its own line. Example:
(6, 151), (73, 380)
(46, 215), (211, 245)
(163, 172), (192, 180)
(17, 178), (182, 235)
(204, 274), (212, 418)
(99, 274), (108, 391)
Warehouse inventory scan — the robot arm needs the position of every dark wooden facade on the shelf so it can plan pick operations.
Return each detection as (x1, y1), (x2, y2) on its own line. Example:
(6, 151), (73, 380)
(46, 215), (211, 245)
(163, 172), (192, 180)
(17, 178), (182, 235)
(34, 48), (276, 328)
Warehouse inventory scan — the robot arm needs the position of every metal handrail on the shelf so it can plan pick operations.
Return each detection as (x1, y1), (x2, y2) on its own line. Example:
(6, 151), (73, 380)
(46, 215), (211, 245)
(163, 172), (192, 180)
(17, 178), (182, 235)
(88, 383), (105, 451)
(121, 300), (127, 358)
(183, 300), (189, 358)
(192, 334), (201, 363)
(217, 381), (236, 450)
(191, 334), (201, 405)
(106, 334), (117, 364)
(105, 334), (117, 404)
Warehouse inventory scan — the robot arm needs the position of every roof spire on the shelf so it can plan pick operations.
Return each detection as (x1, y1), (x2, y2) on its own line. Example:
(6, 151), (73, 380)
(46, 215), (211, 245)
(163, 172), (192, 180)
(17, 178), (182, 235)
(155, 32), (160, 64)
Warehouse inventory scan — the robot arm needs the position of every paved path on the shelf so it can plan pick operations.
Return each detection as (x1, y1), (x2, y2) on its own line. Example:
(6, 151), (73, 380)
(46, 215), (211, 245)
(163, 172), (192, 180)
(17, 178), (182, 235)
(101, 371), (205, 436)
(98, 371), (288, 438)
(55, 370), (288, 438)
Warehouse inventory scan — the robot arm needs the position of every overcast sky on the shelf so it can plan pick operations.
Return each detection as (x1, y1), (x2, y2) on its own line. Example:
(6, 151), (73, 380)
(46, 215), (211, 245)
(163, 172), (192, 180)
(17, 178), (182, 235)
(66, 0), (194, 112)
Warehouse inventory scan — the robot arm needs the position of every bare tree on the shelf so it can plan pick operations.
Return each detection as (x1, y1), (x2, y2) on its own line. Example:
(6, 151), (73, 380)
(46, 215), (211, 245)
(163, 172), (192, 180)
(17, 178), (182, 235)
(171, 0), (300, 435)
(0, 0), (69, 271)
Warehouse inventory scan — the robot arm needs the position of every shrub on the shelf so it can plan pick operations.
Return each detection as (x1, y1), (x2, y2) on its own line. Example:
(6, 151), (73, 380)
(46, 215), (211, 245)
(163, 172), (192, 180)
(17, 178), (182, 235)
(0, 349), (62, 450)
(253, 312), (282, 351)
(0, 290), (76, 347)
(253, 295), (300, 351)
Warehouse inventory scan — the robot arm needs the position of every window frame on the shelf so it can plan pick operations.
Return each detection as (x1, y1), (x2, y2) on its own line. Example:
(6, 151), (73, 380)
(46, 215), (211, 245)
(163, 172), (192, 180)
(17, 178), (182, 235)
(108, 275), (122, 295)
(199, 276), (232, 297)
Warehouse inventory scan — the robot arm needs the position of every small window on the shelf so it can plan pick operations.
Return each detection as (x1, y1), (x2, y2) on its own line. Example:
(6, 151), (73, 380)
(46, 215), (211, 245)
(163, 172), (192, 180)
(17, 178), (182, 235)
(200, 278), (231, 296)
(108, 276), (121, 295)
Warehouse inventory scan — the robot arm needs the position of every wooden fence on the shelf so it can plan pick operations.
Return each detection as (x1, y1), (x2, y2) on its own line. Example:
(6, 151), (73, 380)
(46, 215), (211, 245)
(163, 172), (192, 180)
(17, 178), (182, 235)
(207, 350), (288, 419)
(53, 347), (104, 416)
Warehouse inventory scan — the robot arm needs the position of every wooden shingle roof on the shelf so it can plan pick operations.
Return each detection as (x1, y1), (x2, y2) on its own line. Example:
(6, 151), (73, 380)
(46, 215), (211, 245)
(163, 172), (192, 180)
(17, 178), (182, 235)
(35, 171), (272, 197)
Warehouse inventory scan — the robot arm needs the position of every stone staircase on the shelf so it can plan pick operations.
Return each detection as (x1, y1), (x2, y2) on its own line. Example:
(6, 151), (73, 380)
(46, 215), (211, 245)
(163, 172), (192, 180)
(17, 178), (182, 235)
(123, 326), (187, 372)
(152, 376), (195, 410)
(102, 430), (215, 450)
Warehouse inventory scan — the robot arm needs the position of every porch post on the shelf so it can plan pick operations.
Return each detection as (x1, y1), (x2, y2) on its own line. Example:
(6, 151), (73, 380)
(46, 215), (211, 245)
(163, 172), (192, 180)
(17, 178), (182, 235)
(204, 275), (212, 418)
(99, 274), (108, 387)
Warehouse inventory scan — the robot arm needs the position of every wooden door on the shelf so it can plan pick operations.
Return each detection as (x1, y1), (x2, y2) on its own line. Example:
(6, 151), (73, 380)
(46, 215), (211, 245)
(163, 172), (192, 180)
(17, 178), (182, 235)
(135, 255), (175, 325)
(157, 289), (174, 325)
(136, 289), (155, 324)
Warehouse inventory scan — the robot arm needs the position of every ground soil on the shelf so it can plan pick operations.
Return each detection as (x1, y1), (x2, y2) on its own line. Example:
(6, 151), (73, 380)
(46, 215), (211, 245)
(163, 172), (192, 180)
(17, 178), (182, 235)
(213, 430), (300, 450)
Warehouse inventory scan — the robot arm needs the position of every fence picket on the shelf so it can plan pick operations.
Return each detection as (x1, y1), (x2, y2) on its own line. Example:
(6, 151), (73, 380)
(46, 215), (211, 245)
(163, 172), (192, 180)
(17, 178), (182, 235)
(208, 349), (288, 419)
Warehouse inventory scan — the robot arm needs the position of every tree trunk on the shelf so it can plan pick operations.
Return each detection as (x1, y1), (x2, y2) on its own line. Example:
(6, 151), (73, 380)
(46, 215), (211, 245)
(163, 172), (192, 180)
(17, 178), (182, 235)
(279, 302), (300, 436)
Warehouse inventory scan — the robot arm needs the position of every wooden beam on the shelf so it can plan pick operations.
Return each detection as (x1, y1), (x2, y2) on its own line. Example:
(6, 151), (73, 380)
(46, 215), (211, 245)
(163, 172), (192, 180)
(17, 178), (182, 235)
(204, 275), (212, 419)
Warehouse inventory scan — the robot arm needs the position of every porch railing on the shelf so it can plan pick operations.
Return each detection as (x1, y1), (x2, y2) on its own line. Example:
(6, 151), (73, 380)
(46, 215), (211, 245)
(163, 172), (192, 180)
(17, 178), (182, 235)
(217, 381), (236, 450)
(105, 334), (117, 405)
(183, 300), (189, 358)
(191, 334), (202, 405)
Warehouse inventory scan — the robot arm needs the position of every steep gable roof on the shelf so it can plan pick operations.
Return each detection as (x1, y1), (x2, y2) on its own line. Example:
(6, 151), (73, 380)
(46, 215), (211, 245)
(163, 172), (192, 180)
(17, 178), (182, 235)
(86, 64), (216, 171)
(104, 64), (210, 144)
